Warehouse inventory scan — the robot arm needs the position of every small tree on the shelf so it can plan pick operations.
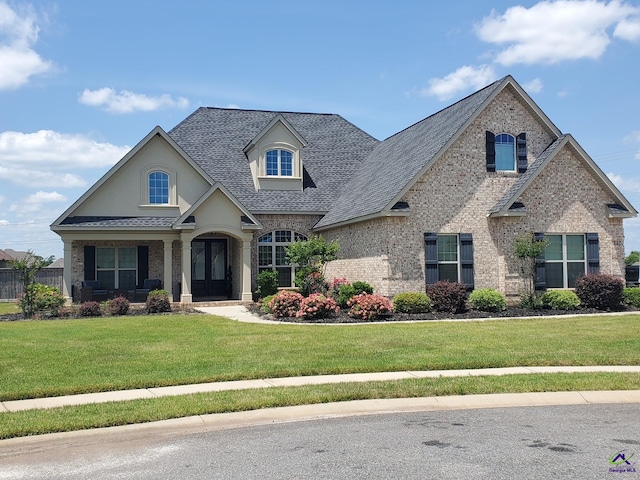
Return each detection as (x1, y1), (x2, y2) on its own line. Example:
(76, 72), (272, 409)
(285, 236), (339, 295)
(514, 234), (548, 308)
(626, 251), (640, 265)
(10, 250), (54, 318)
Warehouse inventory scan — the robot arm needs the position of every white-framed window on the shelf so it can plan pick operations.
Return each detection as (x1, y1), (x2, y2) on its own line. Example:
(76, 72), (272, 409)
(96, 247), (137, 290)
(495, 133), (516, 171)
(265, 149), (293, 176)
(148, 171), (169, 204)
(258, 230), (307, 287)
(544, 234), (586, 288)
(437, 234), (460, 282)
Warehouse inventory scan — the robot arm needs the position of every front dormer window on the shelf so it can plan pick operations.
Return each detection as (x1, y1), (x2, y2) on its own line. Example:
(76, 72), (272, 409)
(149, 171), (169, 204)
(266, 149), (293, 176)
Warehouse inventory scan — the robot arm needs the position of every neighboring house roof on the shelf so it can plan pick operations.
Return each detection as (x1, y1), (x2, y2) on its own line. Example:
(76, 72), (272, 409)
(48, 258), (64, 268)
(489, 134), (637, 218)
(3, 249), (28, 261)
(0, 249), (13, 261)
(167, 108), (380, 213)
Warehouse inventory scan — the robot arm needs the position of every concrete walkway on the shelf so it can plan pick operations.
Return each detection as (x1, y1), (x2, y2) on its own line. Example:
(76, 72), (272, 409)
(3, 366), (640, 413)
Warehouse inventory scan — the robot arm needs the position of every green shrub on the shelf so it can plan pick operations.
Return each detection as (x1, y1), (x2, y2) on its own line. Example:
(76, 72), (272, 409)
(108, 296), (130, 315)
(17, 283), (65, 317)
(426, 281), (467, 313)
(268, 290), (304, 318)
(575, 273), (624, 310)
(79, 301), (102, 317)
(347, 293), (393, 321)
(540, 290), (580, 310)
(146, 289), (171, 313)
(261, 294), (276, 313)
(622, 288), (640, 308)
(393, 292), (431, 314)
(337, 281), (373, 307)
(296, 293), (339, 320)
(256, 270), (279, 298)
(468, 288), (506, 312)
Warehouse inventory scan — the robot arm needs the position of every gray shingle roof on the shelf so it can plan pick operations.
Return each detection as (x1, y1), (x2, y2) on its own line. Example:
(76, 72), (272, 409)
(60, 216), (177, 228)
(167, 108), (380, 213)
(315, 78), (504, 229)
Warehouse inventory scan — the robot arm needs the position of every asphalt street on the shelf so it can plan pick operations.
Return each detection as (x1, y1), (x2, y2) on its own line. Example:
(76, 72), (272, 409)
(2, 404), (639, 479)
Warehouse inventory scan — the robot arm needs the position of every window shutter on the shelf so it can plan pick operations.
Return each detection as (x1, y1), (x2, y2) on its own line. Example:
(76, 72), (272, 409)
(459, 233), (474, 290)
(137, 246), (149, 288)
(533, 232), (546, 290)
(517, 133), (527, 173)
(486, 131), (496, 172)
(424, 233), (438, 286)
(84, 246), (96, 281)
(586, 233), (600, 274)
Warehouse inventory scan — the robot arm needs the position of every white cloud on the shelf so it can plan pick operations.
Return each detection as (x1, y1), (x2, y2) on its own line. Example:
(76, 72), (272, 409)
(0, 130), (129, 169)
(0, 1), (53, 89)
(79, 87), (190, 114)
(523, 78), (543, 93)
(624, 131), (640, 143)
(0, 166), (86, 188)
(420, 65), (497, 101)
(10, 191), (67, 216)
(608, 172), (640, 193)
(0, 219), (8, 226)
(476, 1), (640, 66)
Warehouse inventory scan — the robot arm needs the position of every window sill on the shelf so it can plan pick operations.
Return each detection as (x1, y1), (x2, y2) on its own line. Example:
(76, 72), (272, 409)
(139, 204), (180, 209)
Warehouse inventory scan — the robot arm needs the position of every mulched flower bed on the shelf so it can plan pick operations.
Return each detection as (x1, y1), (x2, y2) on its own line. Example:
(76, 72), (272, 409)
(0, 304), (199, 322)
(248, 303), (635, 324)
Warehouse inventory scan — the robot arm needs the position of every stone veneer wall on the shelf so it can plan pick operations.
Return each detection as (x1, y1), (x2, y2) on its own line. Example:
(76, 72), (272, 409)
(323, 86), (625, 299)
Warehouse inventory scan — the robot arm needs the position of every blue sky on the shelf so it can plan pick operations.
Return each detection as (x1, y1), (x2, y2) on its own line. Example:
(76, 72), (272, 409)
(0, 0), (639, 259)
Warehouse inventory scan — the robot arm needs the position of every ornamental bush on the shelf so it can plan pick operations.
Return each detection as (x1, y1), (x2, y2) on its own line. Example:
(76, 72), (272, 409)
(540, 290), (580, 310)
(622, 288), (640, 308)
(261, 294), (276, 313)
(108, 296), (130, 315)
(17, 283), (65, 317)
(574, 273), (624, 310)
(347, 293), (393, 321)
(393, 292), (431, 314)
(468, 288), (506, 312)
(296, 293), (339, 320)
(268, 290), (304, 318)
(337, 281), (374, 307)
(256, 270), (279, 298)
(146, 289), (171, 313)
(426, 281), (467, 313)
(79, 301), (102, 317)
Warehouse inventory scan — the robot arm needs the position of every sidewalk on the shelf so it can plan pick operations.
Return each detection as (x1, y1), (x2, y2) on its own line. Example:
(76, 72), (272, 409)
(3, 366), (640, 413)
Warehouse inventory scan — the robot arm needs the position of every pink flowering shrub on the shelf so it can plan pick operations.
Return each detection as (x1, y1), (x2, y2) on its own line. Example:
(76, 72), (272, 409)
(296, 293), (340, 320)
(268, 290), (304, 318)
(347, 293), (393, 321)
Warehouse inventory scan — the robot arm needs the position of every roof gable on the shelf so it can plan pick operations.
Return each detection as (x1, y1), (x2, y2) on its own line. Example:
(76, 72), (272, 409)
(315, 75), (564, 230)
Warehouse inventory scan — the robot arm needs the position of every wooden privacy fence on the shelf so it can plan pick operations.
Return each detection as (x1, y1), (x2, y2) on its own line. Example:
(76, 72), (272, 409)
(0, 268), (64, 300)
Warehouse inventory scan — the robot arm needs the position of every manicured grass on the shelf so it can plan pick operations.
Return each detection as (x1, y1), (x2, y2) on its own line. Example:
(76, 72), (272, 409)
(1, 313), (640, 401)
(2, 372), (639, 439)
(0, 302), (18, 315)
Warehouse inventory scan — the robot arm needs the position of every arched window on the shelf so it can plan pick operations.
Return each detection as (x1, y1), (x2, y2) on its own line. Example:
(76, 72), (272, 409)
(149, 171), (169, 204)
(266, 149), (293, 176)
(495, 134), (515, 171)
(258, 230), (307, 287)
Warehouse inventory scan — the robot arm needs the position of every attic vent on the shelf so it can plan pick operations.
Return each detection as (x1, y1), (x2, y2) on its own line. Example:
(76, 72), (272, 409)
(391, 201), (410, 211)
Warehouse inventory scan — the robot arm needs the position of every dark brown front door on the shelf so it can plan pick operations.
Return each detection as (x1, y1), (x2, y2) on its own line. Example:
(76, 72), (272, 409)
(191, 239), (227, 298)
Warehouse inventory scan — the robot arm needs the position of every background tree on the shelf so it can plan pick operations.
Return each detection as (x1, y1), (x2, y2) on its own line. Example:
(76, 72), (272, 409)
(10, 250), (54, 318)
(626, 251), (640, 265)
(285, 236), (338, 295)
(514, 234), (548, 308)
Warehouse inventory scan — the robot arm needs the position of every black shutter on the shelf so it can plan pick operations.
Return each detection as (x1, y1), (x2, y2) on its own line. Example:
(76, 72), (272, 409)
(137, 246), (149, 288)
(517, 133), (527, 173)
(84, 246), (96, 281)
(459, 233), (474, 290)
(534, 232), (546, 290)
(486, 131), (496, 172)
(586, 233), (600, 274)
(424, 233), (438, 286)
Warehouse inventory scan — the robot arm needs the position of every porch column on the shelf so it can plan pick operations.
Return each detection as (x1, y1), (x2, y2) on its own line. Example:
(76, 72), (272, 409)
(180, 240), (193, 303)
(163, 239), (173, 300)
(63, 240), (73, 305)
(241, 239), (252, 301)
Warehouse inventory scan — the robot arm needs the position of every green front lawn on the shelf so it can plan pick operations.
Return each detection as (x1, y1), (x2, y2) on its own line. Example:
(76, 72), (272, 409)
(0, 302), (18, 315)
(2, 313), (640, 401)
